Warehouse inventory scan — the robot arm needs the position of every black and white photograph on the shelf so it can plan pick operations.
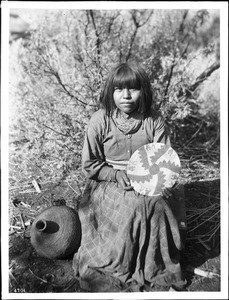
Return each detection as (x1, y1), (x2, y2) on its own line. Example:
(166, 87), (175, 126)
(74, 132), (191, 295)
(1, 1), (228, 299)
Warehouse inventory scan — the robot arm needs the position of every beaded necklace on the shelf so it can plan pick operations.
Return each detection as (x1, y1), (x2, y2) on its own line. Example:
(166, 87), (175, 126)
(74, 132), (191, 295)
(112, 109), (144, 135)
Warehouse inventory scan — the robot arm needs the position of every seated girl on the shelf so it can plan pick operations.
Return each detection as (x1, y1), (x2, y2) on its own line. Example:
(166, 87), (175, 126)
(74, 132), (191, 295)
(73, 62), (187, 292)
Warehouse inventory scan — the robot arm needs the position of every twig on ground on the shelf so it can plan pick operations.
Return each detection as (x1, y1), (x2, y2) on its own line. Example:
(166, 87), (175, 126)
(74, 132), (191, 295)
(19, 213), (25, 231)
(29, 268), (49, 284)
(65, 180), (79, 195)
(197, 237), (211, 251)
(9, 269), (19, 284)
(32, 179), (41, 193)
(18, 189), (48, 194)
(9, 225), (22, 230)
(185, 265), (220, 278)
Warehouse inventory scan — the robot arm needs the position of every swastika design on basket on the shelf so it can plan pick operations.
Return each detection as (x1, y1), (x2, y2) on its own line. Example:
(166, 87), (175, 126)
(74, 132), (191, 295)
(127, 143), (181, 196)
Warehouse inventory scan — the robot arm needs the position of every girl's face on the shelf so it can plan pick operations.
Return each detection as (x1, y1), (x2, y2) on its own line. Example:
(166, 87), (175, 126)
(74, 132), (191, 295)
(113, 87), (141, 114)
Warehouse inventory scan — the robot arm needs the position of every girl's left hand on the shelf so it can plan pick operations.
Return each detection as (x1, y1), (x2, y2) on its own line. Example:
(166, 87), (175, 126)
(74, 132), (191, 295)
(115, 170), (133, 191)
(161, 181), (180, 199)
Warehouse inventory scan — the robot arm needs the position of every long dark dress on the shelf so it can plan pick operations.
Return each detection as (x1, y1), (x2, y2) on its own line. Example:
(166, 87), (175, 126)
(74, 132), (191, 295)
(73, 109), (186, 292)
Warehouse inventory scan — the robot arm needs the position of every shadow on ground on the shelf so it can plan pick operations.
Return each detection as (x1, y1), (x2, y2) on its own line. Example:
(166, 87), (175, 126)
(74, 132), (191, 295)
(181, 179), (220, 291)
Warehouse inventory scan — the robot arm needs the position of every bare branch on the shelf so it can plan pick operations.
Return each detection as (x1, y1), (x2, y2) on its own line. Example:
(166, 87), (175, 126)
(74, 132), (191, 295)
(107, 11), (121, 34)
(139, 11), (154, 27)
(162, 60), (220, 108)
(37, 122), (71, 138)
(89, 10), (101, 64)
(85, 10), (91, 37)
(163, 56), (176, 99)
(125, 27), (138, 61)
(44, 69), (87, 106)
(188, 61), (220, 94)
(179, 10), (189, 34)
(173, 60), (220, 101)
(180, 39), (191, 58)
(125, 10), (153, 61)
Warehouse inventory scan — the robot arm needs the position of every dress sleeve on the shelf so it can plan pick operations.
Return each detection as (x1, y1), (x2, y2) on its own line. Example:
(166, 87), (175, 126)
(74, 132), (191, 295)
(82, 112), (117, 182)
(153, 113), (171, 146)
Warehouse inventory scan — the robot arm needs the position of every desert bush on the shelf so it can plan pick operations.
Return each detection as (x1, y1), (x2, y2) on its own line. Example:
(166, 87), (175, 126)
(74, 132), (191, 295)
(9, 9), (220, 190)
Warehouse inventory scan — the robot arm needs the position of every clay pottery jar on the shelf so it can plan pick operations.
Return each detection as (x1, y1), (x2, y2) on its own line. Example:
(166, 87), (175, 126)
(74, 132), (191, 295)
(30, 205), (81, 259)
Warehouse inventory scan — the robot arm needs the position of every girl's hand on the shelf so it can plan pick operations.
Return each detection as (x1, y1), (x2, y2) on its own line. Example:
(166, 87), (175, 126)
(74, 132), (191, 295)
(161, 181), (179, 199)
(115, 170), (133, 191)
(161, 187), (173, 200)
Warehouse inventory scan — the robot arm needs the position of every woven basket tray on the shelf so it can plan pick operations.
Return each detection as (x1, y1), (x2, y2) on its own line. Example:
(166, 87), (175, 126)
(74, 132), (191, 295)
(127, 143), (181, 196)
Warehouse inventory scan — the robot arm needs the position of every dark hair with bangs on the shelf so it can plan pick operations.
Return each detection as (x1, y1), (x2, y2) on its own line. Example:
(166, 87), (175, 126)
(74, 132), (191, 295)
(99, 62), (153, 116)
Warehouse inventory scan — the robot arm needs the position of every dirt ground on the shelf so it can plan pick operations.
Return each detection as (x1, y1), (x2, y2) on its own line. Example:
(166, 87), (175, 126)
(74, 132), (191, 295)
(8, 175), (221, 295)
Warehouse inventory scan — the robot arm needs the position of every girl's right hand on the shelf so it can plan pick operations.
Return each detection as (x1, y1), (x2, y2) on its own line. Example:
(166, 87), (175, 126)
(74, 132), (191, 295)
(115, 170), (133, 191)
